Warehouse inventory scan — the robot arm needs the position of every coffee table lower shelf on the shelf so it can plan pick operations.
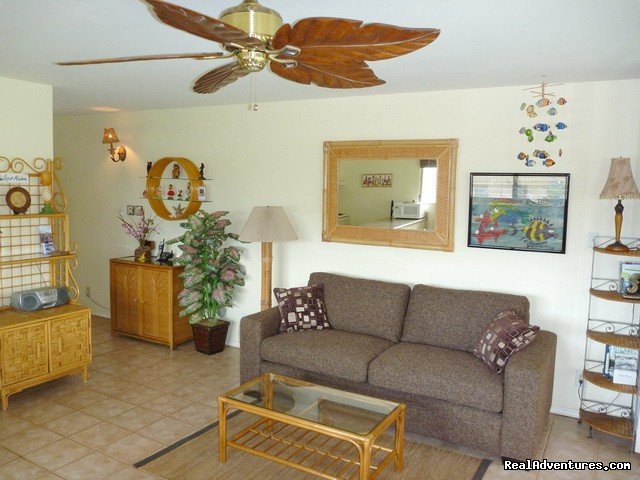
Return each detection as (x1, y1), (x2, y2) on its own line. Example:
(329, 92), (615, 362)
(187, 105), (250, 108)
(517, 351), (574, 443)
(226, 417), (396, 480)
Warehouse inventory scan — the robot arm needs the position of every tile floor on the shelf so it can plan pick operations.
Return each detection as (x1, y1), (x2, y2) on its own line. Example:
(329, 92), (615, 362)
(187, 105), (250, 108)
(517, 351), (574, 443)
(0, 315), (637, 479)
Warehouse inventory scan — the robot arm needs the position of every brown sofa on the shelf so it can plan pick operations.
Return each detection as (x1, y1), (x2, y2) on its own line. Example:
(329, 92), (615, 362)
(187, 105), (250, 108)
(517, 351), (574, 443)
(240, 272), (556, 460)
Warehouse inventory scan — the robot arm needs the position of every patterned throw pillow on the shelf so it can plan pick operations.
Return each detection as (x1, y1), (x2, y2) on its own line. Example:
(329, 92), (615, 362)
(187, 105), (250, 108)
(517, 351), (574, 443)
(273, 284), (331, 333)
(473, 310), (540, 374)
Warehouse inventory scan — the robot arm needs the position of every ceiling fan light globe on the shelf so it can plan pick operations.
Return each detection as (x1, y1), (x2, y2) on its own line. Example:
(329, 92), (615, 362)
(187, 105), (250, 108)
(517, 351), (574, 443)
(219, 0), (283, 43)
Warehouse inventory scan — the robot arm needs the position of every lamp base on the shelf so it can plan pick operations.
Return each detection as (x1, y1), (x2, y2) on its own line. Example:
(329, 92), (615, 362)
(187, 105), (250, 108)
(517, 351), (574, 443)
(605, 241), (630, 253)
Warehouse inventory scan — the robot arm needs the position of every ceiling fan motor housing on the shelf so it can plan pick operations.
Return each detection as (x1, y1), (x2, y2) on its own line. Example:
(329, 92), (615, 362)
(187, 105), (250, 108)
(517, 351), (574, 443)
(219, 0), (283, 43)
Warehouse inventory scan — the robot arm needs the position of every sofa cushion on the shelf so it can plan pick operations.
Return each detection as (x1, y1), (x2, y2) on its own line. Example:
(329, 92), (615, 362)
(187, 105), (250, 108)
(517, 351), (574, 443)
(368, 342), (504, 413)
(474, 310), (540, 373)
(401, 284), (530, 352)
(273, 284), (330, 333)
(309, 272), (410, 342)
(260, 329), (394, 383)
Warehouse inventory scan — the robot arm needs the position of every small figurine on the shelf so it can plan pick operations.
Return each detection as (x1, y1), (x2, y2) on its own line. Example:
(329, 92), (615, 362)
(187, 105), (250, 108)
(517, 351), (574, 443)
(172, 163), (180, 179)
(177, 190), (183, 199)
(172, 203), (185, 218)
(146, 161), (152, 176)
(199, 163), (205, 179)
(167, 184), (175, 199)
(197, 186), (206, 201)
(186, 182), (191, 197)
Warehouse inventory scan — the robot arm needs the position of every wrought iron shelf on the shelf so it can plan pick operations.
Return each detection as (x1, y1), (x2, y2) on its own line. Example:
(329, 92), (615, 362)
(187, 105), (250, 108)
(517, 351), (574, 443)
(582, 370), (638, 394)
(590, 288), (640, 304)
(586, 330), (640, 350)
(593, 247), (640, 257)
(579, 409), (634, 440)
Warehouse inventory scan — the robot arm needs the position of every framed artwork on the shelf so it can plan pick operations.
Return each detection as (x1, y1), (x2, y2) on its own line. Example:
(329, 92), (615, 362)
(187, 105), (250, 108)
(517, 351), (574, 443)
(361, 173), (392, 188)
(468, 173), (570, 253)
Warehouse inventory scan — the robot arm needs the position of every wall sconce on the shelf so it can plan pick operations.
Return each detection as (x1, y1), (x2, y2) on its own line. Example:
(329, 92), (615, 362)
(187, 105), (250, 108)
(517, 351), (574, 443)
(102, 128), (127, 162)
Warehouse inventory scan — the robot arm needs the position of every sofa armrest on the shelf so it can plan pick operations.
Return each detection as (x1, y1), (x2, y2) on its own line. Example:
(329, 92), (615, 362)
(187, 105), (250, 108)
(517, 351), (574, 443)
(500, 330), (557, 460)
(240, 307), (281, 383)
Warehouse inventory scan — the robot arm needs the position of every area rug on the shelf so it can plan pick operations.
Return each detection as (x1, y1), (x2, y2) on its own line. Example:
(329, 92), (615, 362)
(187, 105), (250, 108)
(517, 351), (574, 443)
(137, 412), (489, 479)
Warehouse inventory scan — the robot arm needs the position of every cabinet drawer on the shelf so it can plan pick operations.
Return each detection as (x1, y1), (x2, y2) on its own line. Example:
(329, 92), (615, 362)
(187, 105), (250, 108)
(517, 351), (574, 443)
(49, 314), (90, 372)
(1, 323), (48, 385)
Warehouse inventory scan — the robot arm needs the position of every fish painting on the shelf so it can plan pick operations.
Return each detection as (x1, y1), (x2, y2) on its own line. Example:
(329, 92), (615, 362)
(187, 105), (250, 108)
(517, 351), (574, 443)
(523, 218), (557, 242)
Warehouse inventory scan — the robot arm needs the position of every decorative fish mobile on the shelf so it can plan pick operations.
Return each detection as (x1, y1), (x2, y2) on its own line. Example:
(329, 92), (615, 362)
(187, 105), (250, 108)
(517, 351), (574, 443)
(556, 122), (567, 129)
(532, 150), (549, 159)
(533, 123), (550, 132)
(524, 158), (536, 167)
(542, 159), (555, 167)
(547, 107), (557, 115)
(544, 131), (557, 143)
(519, 127), (534, 142)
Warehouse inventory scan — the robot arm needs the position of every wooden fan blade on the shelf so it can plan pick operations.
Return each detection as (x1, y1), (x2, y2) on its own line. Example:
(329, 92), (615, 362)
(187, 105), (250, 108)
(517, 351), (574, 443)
(272, 18), (440, 62)
(143, 0), (264, 49)
(270, 59), (384, 89)
(193, 62), (249, 94)
(57, 52), (226, 66)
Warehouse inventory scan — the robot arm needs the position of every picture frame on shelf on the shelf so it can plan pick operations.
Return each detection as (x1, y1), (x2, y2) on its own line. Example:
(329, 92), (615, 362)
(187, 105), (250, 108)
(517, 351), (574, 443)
(620, 261), (640, 299)
(468, 173), (570, 254)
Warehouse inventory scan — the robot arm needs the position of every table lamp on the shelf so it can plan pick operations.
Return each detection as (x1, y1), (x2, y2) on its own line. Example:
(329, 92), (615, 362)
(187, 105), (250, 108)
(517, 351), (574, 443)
(599, 157), (640, 252)
(239, 206), (297, 310)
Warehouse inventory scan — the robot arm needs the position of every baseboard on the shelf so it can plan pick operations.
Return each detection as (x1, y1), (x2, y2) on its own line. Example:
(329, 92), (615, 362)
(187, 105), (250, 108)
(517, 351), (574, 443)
(226, 339), (240, 348)
(550, 406), (579, 418)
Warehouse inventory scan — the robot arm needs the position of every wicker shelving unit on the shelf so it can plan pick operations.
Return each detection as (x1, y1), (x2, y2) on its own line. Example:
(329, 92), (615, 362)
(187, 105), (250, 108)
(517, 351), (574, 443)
(579, 236), (640, 443)
(0, 156), (90, 409)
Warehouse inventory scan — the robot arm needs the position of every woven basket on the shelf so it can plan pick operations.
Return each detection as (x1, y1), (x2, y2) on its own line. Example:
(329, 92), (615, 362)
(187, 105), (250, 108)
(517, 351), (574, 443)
(192, 320), (229, 355)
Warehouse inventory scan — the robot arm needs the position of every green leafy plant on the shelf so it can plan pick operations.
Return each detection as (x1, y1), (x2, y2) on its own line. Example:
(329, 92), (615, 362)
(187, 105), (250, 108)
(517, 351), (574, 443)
(168, 210), (245, 326)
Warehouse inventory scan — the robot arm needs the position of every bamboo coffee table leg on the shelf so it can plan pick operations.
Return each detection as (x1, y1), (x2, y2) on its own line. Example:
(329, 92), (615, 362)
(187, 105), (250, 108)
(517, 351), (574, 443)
(394, 406), (405, 471)
(218, 399), (228, 462)
(360, 440), (372, 480)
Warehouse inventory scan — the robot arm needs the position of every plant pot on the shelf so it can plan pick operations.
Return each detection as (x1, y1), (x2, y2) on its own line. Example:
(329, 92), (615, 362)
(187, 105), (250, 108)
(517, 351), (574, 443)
(192, 319), (229, 355)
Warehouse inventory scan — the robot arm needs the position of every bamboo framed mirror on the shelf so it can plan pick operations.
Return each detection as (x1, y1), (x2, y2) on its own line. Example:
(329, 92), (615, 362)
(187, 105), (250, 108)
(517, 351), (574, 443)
(322, 139), (458, 251)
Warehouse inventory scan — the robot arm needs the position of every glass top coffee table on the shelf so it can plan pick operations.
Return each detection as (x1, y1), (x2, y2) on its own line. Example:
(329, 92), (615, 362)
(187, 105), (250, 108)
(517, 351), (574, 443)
(218, 373), (405, 480)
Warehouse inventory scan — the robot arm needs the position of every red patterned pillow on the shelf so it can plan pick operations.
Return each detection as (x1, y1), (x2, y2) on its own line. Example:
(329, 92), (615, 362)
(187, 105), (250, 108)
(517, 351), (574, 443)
(273, 284), (331, 333)
(473, 311), (540, 374)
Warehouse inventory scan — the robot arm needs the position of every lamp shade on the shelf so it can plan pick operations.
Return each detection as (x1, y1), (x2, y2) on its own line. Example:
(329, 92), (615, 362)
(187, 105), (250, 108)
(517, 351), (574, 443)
(239, 206), (297, 242)
(600, 158), (640, 199)
(102, 128), (119, 144)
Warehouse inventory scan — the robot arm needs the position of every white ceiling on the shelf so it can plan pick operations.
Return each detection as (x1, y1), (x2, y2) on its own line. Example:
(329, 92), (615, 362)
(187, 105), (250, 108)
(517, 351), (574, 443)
(1, 0), (639, 114)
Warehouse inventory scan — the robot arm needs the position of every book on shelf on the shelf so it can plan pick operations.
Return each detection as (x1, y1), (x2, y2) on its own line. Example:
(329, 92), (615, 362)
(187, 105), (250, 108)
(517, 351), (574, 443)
(38, 225), (55, 255)
(620, 261), (640, 299)
(603, 344), (639, 385)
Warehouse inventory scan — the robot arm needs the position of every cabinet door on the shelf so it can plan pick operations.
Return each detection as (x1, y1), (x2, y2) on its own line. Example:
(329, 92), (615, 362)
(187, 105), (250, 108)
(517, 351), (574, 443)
(1, 323), (48, 385)
(139, 268), (172, 340)
(49, 314), (90, 372)
(111, 263), (140, 334)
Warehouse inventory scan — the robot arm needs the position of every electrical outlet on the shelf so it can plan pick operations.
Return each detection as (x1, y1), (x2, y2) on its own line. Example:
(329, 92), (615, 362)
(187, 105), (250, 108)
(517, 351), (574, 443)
(85, 286), (90, 297)
(575, 370), (583, 388)
(588, 232), (599, 248)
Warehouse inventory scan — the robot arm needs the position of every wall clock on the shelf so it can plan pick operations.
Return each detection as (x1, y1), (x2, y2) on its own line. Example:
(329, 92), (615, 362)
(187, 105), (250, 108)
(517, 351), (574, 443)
(5, 187), (31, 215)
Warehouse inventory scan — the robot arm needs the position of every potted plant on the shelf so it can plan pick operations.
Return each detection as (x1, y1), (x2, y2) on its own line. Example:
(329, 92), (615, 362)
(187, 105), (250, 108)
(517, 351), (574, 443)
(116, 208), (159, 261)
(169, 210), (245, 354)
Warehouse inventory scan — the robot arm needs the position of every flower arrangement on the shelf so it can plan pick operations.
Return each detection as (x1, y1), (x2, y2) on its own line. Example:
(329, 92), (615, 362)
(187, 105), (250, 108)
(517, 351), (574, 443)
(116, 209), (159, 247)
(168, 210), (245, 326)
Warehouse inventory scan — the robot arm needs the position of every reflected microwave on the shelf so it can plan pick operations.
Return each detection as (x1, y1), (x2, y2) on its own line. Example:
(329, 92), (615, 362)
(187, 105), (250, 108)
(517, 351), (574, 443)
(392, 201), (426, 219)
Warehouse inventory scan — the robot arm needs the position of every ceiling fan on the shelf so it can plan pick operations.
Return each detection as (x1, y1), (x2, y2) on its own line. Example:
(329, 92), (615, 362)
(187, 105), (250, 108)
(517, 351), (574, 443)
(58, 0), (440, 94)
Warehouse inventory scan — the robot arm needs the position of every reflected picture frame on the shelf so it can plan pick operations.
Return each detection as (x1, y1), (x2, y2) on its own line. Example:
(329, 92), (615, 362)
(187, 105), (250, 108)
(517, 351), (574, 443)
(467, 173), (570, 254)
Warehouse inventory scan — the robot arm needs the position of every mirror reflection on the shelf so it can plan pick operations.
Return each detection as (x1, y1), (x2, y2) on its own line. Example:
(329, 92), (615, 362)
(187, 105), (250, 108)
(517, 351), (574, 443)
(338, 159), (437, 230)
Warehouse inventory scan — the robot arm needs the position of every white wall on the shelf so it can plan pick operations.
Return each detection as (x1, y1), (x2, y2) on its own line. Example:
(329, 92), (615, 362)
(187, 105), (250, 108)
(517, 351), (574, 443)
(53, 79), (640, 415)
(0, 76), (53, 157)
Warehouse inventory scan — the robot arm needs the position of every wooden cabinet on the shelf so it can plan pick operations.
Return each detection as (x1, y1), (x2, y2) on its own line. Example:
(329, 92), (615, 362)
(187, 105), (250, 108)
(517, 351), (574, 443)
(110, 258), (192, 349)
(0, 304), (91, 409)
(579, 237), (640, 443)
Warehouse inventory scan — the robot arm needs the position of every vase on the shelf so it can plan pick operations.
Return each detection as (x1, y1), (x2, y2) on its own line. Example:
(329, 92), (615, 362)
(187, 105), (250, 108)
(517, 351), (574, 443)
(192, 319), (229, 355)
